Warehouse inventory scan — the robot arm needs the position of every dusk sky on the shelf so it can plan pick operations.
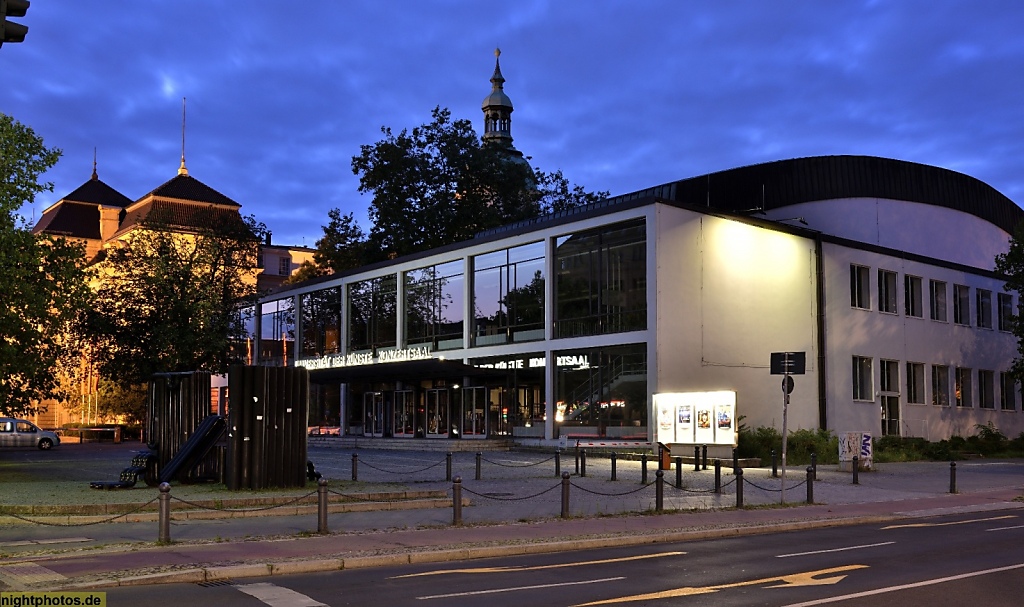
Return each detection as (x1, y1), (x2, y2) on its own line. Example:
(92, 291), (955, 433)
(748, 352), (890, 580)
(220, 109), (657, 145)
(5, 2), (1024, 247)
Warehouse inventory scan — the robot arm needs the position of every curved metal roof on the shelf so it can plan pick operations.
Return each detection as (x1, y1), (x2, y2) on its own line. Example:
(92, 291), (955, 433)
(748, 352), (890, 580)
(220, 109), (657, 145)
(612, 155), (1024, 235)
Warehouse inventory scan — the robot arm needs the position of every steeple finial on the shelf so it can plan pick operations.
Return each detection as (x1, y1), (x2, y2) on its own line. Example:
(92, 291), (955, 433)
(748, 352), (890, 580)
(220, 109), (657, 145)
(91, 147), (98, 181)
(178, 97), (189, 176)
(482, 48), (515, 149)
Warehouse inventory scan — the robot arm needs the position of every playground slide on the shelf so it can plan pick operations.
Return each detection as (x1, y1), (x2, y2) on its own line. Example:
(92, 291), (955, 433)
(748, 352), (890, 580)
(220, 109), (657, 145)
(157, 414), (226, 483)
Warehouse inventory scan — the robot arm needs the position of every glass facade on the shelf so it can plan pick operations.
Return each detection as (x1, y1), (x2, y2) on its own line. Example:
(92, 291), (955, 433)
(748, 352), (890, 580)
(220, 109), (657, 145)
(348, 275), (397, 352)
(470, 352), (547, 437)
(259, 298), (295, 365)
(473, 242), (545, 346)
(554, 343), (647, 438)
(406, 260), (464, 350)
(555, 219), (646, 338)
(300, 286), (341, 358)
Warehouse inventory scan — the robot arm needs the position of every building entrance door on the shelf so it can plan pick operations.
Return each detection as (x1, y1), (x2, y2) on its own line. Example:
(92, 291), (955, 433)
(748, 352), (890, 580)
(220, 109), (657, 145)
(461, 386), (486, 437)
(425, 389), (449, 438)
(393, 390), (415, 437)
(488, 387), (511, 436)
(880, 359), (900, 436)
(363, 392), (384, 437)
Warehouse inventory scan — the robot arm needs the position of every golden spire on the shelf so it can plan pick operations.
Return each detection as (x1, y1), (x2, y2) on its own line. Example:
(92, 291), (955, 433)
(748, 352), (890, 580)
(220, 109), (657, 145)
(178, 97), (189, 176)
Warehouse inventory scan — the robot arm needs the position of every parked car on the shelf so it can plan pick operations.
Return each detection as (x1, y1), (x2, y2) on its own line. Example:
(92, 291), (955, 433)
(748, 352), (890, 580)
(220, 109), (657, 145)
(0, 418), (61, 450)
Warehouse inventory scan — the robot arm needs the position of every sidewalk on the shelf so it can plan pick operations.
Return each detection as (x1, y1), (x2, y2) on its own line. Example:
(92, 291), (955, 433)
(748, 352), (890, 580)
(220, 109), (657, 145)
(0, 452), (1021, 591)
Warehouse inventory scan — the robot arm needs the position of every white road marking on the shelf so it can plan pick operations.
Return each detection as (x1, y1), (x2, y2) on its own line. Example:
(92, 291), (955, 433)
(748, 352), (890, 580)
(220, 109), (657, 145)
(781, 562), (1024, 606)
(777, 542), (894, 558)
(234, 582), (328, 606)
(986, 524), (1024, 531)
(417, 576), (626, 600)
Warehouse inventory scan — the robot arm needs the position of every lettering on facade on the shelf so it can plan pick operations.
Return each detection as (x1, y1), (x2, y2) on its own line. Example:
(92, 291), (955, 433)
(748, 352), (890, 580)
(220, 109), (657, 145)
(295, 346), (432, 370)
(475, 355), (590, 370)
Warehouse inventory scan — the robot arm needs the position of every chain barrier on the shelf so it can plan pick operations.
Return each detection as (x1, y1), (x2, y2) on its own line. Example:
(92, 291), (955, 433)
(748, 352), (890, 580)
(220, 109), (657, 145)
(570, 480), (655, 497)
(169, 491), (318, 512)
(358, 458), (446, 475)
(0, 497), (160, 527)
(479, 455), (557, 468)
(742, 478), (808, 492)
(460, 483), (562, 501)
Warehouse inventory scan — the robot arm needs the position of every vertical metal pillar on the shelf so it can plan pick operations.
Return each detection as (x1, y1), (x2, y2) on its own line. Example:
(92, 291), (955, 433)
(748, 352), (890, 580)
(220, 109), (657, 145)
(317, 478), (329, 534)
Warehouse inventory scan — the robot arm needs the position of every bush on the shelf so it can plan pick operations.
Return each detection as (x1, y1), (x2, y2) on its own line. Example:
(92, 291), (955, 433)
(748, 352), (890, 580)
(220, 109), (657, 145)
(737, 426), (836, 465)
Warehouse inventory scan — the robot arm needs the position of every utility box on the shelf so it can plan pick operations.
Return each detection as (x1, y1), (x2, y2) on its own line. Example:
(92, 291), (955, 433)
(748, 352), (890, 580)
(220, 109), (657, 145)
(658, 442), (672, 470)
(839, 431), (873, 471)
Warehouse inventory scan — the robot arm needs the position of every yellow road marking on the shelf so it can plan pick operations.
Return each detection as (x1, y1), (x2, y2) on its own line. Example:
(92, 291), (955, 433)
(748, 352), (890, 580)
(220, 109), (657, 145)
(391, 551), (686, 578)
(571, 564), (869, 606)
(882, 515), (1016, 530)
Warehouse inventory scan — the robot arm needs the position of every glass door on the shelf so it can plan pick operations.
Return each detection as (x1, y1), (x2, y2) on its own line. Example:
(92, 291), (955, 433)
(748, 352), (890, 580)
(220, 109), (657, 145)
(393, 390), (415, 437)
(488, 386), (511, 436)
(425, 388), (450, 438)
(461, 386), (486, 438)
(880, 359), (900, 436)
(363, 392), (384, 437)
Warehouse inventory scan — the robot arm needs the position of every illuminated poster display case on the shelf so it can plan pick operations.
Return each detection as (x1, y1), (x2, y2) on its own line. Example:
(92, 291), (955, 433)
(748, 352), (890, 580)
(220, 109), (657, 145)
(653, 391), (737, 446)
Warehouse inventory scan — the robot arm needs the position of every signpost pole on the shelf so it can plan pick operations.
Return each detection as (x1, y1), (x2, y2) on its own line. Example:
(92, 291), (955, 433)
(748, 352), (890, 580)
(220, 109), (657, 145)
(781, 371), (789, 504)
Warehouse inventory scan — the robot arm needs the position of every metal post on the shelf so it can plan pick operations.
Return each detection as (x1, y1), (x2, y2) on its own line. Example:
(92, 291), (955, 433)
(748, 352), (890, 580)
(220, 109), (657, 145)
(853, 456), (860, 485)
(555, 449), (561, 477)
(732, 448), (739, 474)
(735, 468), (744, 508)
(560, 472), (571, 518)
(641, 453), (649, 484)
(806, 467), (814, 504)
(475, 452), (482, 481)
(714, 459), (721, 494)
(580, 449), (587, 477)
(351, 453), (358, 482)
(950, 461), (957, 494)
(158, 482), (171, 543)
(702, 445), (708, 471)
(575, 445), (580, 475)
(610, 452), (617, 481)
(452, 476), (463, 526)
(656, 470), (664, 512)
(446, 452), (452, 482)
(771, 449), (778, 478)
(694, 446), (700, 471)
(317, 478), (329, 534)
(810, 453), (818, 481)
(675, 456), (683, 489)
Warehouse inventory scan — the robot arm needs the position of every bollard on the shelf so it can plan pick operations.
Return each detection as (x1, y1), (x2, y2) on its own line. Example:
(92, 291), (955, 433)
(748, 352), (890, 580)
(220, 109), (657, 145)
(656, 470), (664, 512)
(610, 452), (617, 481)
(561, 472), (571, 518)
(811, 453), (818, 481)
(446, 452), (452, 482)
(735, 468), (744, 508)
(675, 456), (683, 489)
(555, 449), (561, 477)
(575, 446), (581, 475)
(580, 449), (587, 478)
(641, 453), (649, 484)
(317, 478), (329, 534)
(702, 445), (708, 471)
(158, 482), (171, 543)
(806, 467), (814, 504)
(949, 461), (957, 494)
(351, 453), (358, 482)
(771, 449), (778, 478)
(714, 459), (721, 493)
(732, 448), (739, 474)
(853, 456), (860, 485)
(452, 476), (463, 526)
(475, 452), (482, 481)
(694, 446), (700, 471)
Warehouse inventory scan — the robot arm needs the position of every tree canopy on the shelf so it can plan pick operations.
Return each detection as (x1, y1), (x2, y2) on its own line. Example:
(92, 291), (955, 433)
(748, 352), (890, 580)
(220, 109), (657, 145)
(0, 113), (93, 418)
(995, 226), (1024, 379)
(86, 207), (266, 388)
(348, 106), (606, 263)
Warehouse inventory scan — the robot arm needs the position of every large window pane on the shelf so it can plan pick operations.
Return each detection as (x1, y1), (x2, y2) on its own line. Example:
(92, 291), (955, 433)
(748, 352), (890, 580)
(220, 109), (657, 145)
(406, 260), (464, 350)
(555, 344), (647, 438)
(348, 275), (397, 351)
(473, 242), (545, 346)
(300, 287), (341, 357)
(259, 298), (295, 365)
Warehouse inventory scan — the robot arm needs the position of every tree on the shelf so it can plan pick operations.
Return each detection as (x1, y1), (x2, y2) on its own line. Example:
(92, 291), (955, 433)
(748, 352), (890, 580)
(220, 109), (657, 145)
(86, 207), (266, 388)
(995, 225), (1024, 379)
(351, 106), (606, 261)
(286, 208), (368, 284)
(0, 113), (93, 418)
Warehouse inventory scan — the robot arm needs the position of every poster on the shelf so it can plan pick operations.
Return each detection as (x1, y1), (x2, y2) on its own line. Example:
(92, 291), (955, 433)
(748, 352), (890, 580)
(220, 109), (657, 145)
(653, 391), (737, 446)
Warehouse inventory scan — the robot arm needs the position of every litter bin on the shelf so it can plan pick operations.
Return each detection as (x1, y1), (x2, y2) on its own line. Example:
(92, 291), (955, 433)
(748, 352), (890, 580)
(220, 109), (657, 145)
(113, 426), (122, 444)
(658, 442), (671, 470)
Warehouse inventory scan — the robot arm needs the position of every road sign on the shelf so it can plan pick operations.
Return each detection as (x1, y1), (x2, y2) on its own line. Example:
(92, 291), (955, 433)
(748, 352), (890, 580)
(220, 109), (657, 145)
(782, 375), (795, 395)
(770, 351), (806, 375)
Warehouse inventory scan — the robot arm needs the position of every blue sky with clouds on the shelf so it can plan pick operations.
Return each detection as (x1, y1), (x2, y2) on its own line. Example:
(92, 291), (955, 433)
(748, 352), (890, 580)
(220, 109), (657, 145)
(4, 1), (1024, 246)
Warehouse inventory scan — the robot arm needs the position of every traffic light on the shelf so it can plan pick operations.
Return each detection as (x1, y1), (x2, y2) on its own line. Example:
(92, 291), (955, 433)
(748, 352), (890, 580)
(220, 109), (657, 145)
(1, 0), (30, 47)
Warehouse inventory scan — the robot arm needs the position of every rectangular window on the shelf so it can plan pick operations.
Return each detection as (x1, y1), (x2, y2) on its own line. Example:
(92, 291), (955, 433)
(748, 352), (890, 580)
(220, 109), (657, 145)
(979, 370), (995, 409)
(1001, 372), (1017, 411)
(976, 289), (992, 329)
(955, 367), (972, 407)
(878, 270), (897, 313)
(300, 286), (342, 357)
(408, 259), (466, 351)
(278, 256), (291, 276)
(932, 365), (950, 406)
(998, 292), (1014, 332)
(853, 356), (873, 401)
(904, 275), (923, 317)
(348, 275), (398, 352)
(930, 280), (947, 322)
(907, 362), (925, 404)
(851, 265), (870, 309)
(953, 284), (970, 325)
